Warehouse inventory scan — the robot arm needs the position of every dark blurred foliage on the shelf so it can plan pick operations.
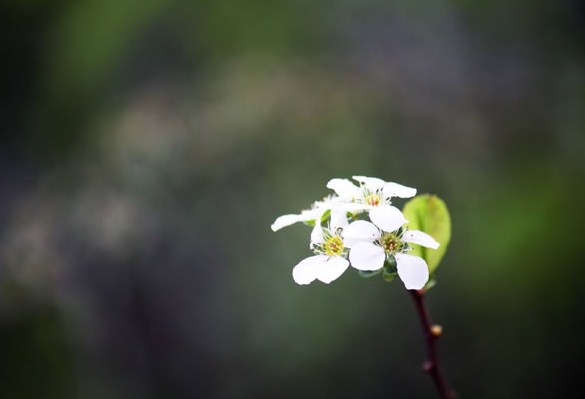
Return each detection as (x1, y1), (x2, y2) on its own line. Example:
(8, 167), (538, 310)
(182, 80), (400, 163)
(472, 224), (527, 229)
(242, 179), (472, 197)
(1, 1), (585, 398)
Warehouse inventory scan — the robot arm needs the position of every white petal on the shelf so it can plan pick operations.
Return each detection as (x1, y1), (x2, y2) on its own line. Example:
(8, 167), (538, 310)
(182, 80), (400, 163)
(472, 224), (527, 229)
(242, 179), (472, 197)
(329, 201), (368, 213)
(310, 223), (324, 246)
(383, 182), (417, 198)
(349, 242), (386, 271)
(271, 206), (323, 231)
(301, 207), (323, 219)
(343, 220), (380, 248)
(369, 205), (407, 232)
(402, 230), (440, 249)
(292, 255), (326, 285)
(311, 201), (331, 215)
(395, 253), (429, 290)
(271, 214), (303, 231)
(326, 178), (360, 199)
(352, 175), (385, 191)
(316, 257), (350, 284)
(330, 209), (348, 231)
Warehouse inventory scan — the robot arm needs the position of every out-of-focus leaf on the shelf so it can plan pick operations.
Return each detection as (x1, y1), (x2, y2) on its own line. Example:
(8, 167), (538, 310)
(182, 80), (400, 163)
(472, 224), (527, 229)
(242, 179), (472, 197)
(402, 195), (451, 273)
(424, 277), (437, 290)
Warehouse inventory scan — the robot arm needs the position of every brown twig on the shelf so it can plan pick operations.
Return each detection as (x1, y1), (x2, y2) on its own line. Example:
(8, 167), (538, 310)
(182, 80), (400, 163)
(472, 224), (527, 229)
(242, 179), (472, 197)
(409, 289), (456, 399)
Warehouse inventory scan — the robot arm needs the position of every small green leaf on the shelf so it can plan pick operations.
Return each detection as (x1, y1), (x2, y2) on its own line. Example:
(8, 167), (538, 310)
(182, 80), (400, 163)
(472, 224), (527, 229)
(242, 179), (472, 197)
(402, 194), (451, 273)
(384, 256), (397, 271)
(303, 209), (332, 227)
(382, 270), (397, 282)
(359, 269), (383, 278)
(382, 257), (398, 282)
(424, 276), (437, 290)
(320, 209), (331, 223)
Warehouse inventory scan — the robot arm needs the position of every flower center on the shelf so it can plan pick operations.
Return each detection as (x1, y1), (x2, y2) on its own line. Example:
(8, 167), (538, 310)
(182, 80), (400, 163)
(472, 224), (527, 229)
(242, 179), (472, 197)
(365, 193), (381, 206)
(323, 235), (344, 257)
(381, 233), (402, 254)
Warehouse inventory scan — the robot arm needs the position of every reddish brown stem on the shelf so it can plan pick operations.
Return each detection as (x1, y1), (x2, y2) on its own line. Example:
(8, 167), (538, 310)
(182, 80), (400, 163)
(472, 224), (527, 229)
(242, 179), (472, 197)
(409, 289), (456, 399)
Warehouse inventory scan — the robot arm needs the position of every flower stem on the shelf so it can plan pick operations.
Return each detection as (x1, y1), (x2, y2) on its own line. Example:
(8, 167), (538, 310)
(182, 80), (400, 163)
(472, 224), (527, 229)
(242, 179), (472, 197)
(409, 289), (456, 399)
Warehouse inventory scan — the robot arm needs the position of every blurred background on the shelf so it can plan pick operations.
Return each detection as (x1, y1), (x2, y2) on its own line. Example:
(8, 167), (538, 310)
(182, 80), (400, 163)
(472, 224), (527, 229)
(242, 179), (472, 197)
(1, 0), (585, 398)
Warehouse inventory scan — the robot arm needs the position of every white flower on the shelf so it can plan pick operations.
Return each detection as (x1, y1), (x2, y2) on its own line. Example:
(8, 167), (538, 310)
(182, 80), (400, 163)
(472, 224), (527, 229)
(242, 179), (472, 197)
(342, 218), (439, 290)
(326, 176), (416, 232)
(292, 210), (350, 285)
(271, 207), (323, 232)
(271, 195), (343, 232)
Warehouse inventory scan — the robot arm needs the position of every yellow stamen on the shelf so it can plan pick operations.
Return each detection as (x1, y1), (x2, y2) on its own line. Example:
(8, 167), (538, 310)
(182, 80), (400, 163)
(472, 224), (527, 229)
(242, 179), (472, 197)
(381, 232), (402, 254)
(324, 235), (344, 257)
(365, 193), (381, 206)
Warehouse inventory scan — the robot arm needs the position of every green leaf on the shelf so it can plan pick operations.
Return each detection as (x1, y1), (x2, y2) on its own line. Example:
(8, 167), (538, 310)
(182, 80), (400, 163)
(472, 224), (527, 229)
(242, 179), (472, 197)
(382, 257), (397, 282)
(320, 209), (331, 223)
(303, 209), (332, 227)
(424, 276), (437, 290)
(359, 269), (383, 278)
(402, 194), (451, 273)
(382, 270), (397, 282)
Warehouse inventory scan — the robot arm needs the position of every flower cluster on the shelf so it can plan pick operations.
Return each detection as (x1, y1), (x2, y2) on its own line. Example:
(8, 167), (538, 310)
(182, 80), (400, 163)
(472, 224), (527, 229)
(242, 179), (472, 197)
(271, 176), (439, 290)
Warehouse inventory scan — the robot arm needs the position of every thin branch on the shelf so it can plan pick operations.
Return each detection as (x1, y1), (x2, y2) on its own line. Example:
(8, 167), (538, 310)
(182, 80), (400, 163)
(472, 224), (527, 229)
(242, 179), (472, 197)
(409, 289), (456, 399)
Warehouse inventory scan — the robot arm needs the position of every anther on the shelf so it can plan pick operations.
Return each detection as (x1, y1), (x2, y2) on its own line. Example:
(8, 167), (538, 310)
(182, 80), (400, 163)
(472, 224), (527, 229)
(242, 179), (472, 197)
(430, 324), (443, 338)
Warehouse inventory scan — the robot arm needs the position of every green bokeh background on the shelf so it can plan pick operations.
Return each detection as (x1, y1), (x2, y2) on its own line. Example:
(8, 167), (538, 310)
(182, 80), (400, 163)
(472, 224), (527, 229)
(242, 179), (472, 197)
(1, 1), (584, 398)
